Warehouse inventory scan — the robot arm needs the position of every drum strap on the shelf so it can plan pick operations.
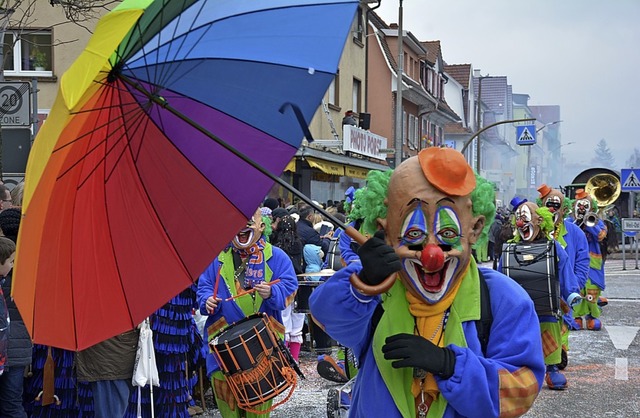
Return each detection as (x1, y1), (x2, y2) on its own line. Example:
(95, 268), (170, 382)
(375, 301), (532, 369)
(232, 251), (249, 289)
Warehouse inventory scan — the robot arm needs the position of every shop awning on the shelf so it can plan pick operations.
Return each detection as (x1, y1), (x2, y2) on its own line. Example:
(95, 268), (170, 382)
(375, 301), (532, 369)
(306, 157), (344, 176)
(284, 159), (296, 172)
(345, 165), (369, 179)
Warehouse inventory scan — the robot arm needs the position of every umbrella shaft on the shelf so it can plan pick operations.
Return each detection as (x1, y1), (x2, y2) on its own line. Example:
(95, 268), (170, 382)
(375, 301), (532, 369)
(119, 76), (367, 246)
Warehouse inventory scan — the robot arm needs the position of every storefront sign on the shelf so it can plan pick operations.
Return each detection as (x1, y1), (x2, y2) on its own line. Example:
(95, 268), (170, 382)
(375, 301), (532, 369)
(343, 125), (387, 160)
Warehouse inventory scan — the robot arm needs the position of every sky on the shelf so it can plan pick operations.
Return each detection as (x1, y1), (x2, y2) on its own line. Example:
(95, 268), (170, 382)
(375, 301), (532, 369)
(374, 0), (640, 171)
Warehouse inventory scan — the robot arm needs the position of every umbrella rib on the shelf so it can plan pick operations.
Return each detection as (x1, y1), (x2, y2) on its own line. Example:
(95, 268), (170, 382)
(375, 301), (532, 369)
(56, 106), (148, 187)
(119, 73), (350, 234)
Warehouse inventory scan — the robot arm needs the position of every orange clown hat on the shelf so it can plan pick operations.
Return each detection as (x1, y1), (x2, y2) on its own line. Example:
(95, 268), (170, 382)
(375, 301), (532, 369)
(537, 184), (552, 199)
(574, 188), (589, 200)
(418, 147), (475, 196)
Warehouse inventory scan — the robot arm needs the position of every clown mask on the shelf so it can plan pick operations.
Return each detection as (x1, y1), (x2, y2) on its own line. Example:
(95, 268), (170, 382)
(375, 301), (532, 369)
(515, 202), (543, 242)
(382, 154), (484, 304)
(542, 189), (565, 228)
(574, 197), (592, 225)
(232, 208), (265, 250)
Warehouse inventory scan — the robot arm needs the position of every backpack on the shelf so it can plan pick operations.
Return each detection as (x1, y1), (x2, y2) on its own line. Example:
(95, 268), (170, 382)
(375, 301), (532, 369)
(325, 238), (343, 271)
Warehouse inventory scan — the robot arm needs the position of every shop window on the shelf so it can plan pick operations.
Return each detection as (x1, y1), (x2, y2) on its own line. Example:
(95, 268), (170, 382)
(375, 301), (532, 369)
(3, 30), (53, 75)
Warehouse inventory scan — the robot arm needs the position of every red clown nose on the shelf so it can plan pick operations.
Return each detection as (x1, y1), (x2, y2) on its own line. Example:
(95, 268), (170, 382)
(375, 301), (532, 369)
(516, 219), (525, 228)
(420, 243), (445, 273)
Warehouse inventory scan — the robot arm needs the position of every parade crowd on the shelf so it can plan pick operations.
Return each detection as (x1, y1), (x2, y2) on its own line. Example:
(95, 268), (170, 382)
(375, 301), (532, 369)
(0, 147), (621, 418)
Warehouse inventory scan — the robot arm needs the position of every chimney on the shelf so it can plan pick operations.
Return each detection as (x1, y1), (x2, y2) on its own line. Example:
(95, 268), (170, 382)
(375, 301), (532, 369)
(389, 23), (398, 29)
(473, 69), (481, 77)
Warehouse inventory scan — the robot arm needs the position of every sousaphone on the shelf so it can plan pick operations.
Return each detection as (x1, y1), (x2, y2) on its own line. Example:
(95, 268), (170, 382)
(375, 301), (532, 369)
(584, 173), (621, 217)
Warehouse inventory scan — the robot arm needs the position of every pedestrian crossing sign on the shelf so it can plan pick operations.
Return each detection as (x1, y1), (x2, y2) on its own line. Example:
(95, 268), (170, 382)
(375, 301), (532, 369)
(516, 125), (536, 145)
(621, 168), (640, 191)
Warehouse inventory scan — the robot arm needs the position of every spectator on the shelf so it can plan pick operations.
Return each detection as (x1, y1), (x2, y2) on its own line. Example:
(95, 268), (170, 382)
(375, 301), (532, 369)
(0, 185), (11, 211)
(263, 197), (279, 211)
(0, 209), (30, 418)
(296, 205), (330, 255)
(76, 330), (140, 418)
(342, 110), (358, 126)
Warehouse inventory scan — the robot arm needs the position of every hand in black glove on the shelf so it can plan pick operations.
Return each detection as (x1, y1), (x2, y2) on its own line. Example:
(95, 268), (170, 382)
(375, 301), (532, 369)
(382, 333), (456, 379)
(357, 230), (401, 286)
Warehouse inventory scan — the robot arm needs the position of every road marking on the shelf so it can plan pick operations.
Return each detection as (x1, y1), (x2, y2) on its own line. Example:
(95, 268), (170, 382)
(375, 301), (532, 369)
(606, 325), (639, 350)
(615, 358), (628, 380)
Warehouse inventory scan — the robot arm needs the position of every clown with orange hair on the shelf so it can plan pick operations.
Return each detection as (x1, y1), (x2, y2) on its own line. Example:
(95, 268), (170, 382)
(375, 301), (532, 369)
(310, 148), (545, 417)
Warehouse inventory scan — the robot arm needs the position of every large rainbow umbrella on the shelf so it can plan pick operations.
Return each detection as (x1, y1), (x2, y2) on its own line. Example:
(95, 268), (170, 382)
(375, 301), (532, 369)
(13, 0), (357, 351)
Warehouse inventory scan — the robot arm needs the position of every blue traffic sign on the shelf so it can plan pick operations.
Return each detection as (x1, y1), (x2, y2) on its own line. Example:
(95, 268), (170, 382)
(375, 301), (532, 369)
(621, 168), (640, 191)
(516, 125), (536, 145)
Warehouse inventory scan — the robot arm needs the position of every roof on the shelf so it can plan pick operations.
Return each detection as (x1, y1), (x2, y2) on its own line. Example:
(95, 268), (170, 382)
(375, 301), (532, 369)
(444, 64), (472, 89)
(420, 41), (442, 66)
(444, 122), (473, 135)
(473, 76), (510, 116)
(529, 105), (561, 124)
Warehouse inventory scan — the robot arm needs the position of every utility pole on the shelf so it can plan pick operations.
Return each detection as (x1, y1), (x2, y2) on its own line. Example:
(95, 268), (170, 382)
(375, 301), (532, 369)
(393, 0), (403, 169)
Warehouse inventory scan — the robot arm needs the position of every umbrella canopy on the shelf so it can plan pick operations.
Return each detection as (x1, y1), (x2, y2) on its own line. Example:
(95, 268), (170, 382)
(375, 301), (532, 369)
(13, 0), (357, 351)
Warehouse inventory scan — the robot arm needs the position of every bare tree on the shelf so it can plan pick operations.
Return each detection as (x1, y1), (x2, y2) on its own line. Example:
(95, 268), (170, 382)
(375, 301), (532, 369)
(0, 0), (113, 179)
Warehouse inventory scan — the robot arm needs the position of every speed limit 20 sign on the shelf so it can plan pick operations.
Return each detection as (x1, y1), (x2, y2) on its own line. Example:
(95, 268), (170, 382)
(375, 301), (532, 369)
(0, 82), (31, 127)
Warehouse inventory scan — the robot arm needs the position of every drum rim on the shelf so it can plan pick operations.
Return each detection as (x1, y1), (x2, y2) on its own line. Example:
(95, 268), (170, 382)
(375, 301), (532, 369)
(212, 315), (271, 349)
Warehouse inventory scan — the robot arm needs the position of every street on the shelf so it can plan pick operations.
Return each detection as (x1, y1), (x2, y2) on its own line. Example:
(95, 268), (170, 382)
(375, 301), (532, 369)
(204, 256), (640, 417)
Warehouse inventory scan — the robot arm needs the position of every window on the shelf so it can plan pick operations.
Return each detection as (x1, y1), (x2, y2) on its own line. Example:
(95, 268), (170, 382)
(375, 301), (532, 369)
(327, 74), (339, 106)
(353, 7), (364, 43)
(352, 78), (361, 113)
(3, 29), (53, 75)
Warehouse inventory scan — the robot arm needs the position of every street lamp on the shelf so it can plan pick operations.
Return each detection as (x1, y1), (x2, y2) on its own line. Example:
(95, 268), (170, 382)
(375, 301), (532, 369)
(393, 0), (404, 169)
(527, 120), (563, 199)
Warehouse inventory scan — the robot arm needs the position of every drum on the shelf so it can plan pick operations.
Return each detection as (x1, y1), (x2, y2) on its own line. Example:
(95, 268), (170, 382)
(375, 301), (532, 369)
(295, 281), (322, 313)
(501, 241), (560, 316)
(210, 314), (296, 412)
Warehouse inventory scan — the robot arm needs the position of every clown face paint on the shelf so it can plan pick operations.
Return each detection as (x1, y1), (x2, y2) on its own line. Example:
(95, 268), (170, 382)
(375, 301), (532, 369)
(574, 198), (591, 225)
(385, 157), (483, 304)
(232, 208), (265, 250)
(542, 190), (565, 227)
(515, 202), (542, 242)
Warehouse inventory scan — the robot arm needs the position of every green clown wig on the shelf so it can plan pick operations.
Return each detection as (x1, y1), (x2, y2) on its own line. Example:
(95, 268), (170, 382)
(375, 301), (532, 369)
(346, 167), (496, 246)
(347, 170), (392, 236)
(510, 205), (554, 243)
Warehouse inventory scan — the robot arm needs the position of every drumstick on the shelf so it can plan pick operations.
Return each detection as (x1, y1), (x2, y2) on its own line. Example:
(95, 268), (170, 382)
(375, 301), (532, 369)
(212, 265), (222, 300)
(225, 279), (281, 302)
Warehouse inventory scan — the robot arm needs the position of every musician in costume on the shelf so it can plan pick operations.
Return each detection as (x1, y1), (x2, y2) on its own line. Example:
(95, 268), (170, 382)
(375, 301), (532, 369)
(197, 208), (298, 418)
(499, 201), (581, 390)
(537, 184), (590, 368)
(570, 189), (607, 331)
(310, 148), (545, 418)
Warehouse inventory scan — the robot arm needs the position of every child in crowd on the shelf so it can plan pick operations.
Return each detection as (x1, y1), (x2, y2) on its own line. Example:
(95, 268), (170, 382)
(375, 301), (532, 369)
(0, 237), (16, 377)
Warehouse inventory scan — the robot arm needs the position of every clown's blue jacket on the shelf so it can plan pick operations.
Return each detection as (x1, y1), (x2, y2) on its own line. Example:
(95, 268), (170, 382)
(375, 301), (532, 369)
(196, 243), (298, 376)
(310, 261), (545, 418)
(560, 219), (590, 290)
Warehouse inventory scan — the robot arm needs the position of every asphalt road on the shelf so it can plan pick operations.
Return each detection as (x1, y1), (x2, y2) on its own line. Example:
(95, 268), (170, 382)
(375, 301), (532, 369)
(204, 256), (640, 417)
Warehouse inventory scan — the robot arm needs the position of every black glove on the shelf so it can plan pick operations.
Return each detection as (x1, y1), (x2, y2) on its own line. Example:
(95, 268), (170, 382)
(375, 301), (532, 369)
(382, 333), (456, 379)
(357, 230), (401, 286)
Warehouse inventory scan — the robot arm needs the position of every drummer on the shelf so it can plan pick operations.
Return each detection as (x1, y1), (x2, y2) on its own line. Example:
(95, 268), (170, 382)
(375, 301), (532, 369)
(197, 207), (298, 417)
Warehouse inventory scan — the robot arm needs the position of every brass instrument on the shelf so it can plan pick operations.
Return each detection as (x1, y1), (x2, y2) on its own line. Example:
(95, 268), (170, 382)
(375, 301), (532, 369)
(576, 174), (621, 228)
(585, 173), (621, 215)
(583, 212), (599, 228)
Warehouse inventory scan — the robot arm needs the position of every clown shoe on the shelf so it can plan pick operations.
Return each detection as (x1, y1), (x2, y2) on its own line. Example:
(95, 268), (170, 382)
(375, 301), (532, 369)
(317, 354), (348, 383)
(545, 365), (567, 390)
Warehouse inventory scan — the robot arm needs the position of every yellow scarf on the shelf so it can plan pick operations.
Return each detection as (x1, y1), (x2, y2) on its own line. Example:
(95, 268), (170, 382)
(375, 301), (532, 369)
(407, 270), (465, 406)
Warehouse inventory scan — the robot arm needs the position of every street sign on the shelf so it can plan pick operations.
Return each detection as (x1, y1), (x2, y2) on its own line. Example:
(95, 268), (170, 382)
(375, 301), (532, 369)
(0, 82), (31, 127)
(622, 218), (640, 232)
(620, 168), (640, 191)
(378, 148), (396, 154)
(516, 125), (536, 145)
